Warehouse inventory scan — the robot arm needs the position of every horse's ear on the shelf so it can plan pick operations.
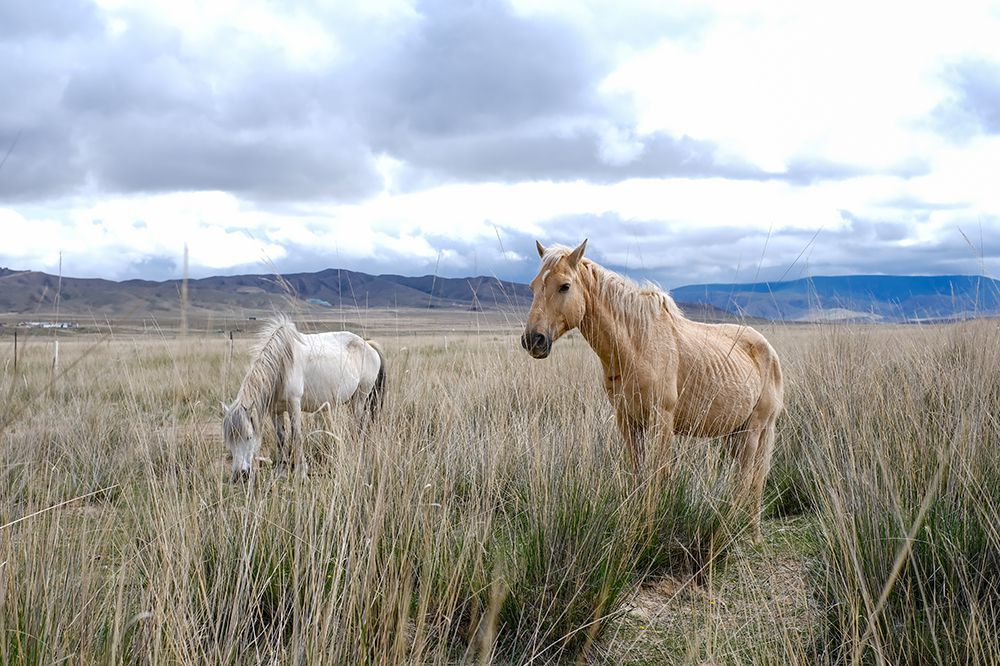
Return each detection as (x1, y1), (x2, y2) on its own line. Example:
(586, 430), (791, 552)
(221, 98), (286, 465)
(535, 240), (546, 258)
(567, 239), (588, 268)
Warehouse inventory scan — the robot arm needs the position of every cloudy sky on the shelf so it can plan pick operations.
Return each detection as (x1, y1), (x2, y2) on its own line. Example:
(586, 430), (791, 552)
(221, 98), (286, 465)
(2, 0), (999, 287)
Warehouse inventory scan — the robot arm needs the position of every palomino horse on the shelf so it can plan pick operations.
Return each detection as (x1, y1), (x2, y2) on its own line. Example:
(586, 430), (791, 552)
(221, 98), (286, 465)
(222, 315), (386, 481)
(521, 240), (783, 542)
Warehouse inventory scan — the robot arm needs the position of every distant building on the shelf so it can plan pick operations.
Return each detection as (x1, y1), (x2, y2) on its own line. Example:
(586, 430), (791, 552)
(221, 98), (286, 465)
(306, 298), (332, 307)
(17, 321), (79, 329)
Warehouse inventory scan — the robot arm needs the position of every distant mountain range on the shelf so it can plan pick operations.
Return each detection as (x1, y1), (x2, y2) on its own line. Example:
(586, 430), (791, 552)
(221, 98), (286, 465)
(1, 266), (998, 323)
(672, 274), (1000, 322)
(0, 267), (532, 317)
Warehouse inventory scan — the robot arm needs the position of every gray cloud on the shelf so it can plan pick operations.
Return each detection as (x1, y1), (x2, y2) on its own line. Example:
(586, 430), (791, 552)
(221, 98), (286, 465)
(0, 0), (897, 205)
(0, 127), (87, 201)
(0, 0), (102, 38)
(931, 57), (1000, 140)
(126, 254), (178, 280)
(367, 0), (602, 140)
(83, 115), (381, 200)
(2, 4), (381, 202)
(512, 213), (1000, 288)
(780, 156), (930, 185)
(391, 129), (766, 189)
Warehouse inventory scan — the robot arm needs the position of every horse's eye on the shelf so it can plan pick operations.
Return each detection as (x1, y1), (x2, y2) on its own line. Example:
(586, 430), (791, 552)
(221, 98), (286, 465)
(559, 283), (570, 293)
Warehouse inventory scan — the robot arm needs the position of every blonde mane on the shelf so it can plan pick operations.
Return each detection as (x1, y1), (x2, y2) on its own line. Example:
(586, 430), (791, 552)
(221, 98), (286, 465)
(541, 244), (684, 335)
(236, 315), (303, 412)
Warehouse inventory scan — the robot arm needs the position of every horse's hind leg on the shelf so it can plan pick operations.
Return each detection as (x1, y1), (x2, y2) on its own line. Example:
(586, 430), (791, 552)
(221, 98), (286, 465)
(750, 417), (777, 543)
(351, 392), (370, 437)
(734, 417), (776, 545)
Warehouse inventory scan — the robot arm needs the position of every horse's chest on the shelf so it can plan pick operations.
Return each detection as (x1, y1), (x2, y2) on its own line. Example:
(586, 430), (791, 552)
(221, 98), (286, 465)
(603, 373), (650, 418)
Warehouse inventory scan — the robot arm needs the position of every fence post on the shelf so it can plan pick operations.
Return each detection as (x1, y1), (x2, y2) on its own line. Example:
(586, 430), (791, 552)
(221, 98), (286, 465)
(12, 329), (17, 373)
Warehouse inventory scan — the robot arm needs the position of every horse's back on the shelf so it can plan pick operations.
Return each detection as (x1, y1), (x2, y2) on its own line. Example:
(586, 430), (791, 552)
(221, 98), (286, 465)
(297, 331), (380, 410)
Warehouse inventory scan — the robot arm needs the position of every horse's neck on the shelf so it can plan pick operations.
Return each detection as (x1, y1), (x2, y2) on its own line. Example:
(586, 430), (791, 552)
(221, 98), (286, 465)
(236, 353), (282, 413)
(236, 378), (269, 413)
(579, 265), (636, 373)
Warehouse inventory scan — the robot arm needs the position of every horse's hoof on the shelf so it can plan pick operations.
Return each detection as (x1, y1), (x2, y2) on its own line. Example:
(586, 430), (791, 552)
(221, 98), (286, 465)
(231, 468), (252, 483)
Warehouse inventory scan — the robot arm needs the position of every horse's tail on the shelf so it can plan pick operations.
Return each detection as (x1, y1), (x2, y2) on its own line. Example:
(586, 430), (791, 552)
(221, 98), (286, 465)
(364, 340), (386, 422)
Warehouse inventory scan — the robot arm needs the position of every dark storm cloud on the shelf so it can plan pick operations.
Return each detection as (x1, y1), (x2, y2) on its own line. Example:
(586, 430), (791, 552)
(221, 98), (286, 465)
(931, 58), (1000, 140)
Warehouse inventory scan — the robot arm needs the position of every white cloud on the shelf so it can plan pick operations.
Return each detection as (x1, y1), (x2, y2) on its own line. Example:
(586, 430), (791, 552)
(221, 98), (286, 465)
(601, 1), (1000, 172)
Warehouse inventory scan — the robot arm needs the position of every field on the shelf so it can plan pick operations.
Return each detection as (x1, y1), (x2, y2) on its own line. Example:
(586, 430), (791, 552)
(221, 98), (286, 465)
(1, 312), (998, 664)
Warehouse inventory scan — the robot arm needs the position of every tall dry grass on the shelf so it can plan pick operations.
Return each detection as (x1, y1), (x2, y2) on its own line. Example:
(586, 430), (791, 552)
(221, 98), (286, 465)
(782, 323), (1000, 664)
(0, 319), (998, 664)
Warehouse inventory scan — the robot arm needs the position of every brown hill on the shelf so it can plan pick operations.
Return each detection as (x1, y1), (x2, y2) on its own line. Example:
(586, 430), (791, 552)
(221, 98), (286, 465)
(0, 266), (745, 326)
(0, 267), (533, 317)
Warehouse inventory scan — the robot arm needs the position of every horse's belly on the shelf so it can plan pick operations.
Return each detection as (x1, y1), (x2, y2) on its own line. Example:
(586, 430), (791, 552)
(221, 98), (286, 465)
(675, 368), (761, 437)
(299, 362), (360, 411)
(675, 392), (755, 437)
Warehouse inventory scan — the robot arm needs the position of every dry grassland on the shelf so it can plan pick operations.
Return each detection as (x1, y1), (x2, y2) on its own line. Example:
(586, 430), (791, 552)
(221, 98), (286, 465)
(1, 315), (998, 664)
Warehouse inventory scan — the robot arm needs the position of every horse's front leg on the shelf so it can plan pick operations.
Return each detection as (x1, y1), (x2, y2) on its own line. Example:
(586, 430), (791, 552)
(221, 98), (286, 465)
(288, 399), (308, 479)
(649, 407), (676, 483)
(274, 412), (287, 460)
(613, 408), (645, 473)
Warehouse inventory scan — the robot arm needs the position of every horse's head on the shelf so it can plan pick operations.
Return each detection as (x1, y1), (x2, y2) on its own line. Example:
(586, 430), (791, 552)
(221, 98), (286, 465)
(221, 400), (261, 481)
(522, 239), (588, 359)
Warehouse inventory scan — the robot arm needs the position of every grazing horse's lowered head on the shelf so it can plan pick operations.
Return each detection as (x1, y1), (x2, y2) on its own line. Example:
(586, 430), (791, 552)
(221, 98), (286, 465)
(521, 239), (589, 359)
(221, 400), (261, 482)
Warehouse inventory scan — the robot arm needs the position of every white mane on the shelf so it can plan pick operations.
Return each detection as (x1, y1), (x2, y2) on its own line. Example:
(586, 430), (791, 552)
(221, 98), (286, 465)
(236, 315), (303, 412)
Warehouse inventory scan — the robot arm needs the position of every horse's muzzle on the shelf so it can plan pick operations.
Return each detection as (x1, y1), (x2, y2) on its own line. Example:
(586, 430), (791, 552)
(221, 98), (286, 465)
(521, 331), (551, 359)
(231, 468), (252, 483)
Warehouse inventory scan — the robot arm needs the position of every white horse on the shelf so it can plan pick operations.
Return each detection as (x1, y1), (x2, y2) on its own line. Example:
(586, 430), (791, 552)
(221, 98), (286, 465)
(222, 315), (386, 480)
